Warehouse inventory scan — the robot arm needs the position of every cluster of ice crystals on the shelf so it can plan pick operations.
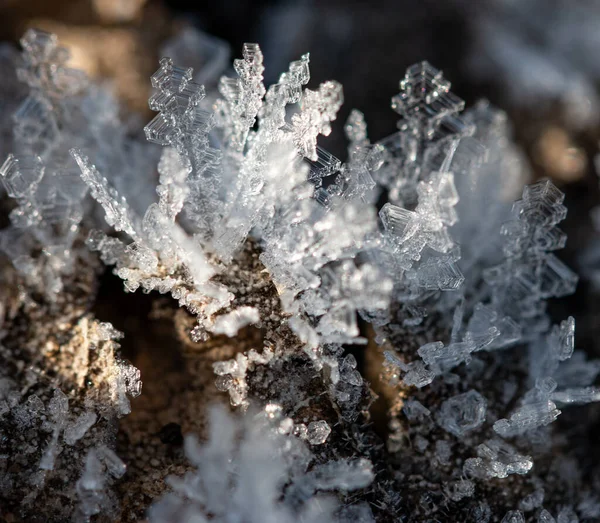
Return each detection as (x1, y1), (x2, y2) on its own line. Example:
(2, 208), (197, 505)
(64, 40), (392, 344)
(379, 170), (462, 292)
(149, 407), (373, 523)
(3, 26), (600, 522)
(492, 314), (600, 439)
(464, 439), (533, 479)
(0, 28), (158, 299)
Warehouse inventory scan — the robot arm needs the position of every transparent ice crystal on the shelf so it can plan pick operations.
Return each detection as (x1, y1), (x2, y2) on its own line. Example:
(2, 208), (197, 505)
(483, 180), (578, 336)
(436, 390), (487, 437)
(376, 61), (473, 207)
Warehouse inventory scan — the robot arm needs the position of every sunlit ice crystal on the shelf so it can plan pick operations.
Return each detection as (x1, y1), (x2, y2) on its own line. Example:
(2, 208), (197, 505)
(145, 57), (206, 150)
(392, 61), (469, 140)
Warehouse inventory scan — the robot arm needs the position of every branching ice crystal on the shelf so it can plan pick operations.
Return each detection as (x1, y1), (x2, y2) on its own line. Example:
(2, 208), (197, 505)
(483, 180), (578, 335)
(376, 61), (473, 206)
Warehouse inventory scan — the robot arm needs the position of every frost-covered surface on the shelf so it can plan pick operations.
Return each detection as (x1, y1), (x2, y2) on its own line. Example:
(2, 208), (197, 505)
(0, 27), (599, 523)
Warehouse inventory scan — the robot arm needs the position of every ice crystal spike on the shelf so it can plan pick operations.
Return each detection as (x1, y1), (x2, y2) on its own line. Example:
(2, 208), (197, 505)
(292, 80), (344, 161)
(145, 57), (206, 150)
(217, 42), (265, 152)
(71, 149), (140, 239)
(392, 61), (470, 140)
(483, 179), (578, 334)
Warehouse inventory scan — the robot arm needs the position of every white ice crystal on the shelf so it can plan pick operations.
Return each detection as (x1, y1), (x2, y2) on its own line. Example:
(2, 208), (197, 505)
(464, 439), (533, 479)
(148, 406), (373, 523)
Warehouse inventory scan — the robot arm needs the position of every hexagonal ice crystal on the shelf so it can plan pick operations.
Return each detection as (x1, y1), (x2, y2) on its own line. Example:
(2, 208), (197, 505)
(0, 154), (44, 198)
(437, 389), (487, 437)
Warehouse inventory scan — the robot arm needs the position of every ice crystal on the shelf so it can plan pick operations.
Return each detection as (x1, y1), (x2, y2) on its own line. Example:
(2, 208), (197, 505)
(483, 180), (578, 335)
(436, 389), (487, 437)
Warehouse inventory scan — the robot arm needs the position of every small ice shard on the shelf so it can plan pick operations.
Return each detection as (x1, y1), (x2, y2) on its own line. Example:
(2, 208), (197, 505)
(447, 479), (475, 501)
(306, 420), (331, 445)
(435, 440), (452, 465)
(64, 411), (97, 446)
(307, 458), (374, 491)
(97, 445), (126, 479)
(403, 400), (431, 421)
(519, 489), (545, 512)
(493, 400), (560, 438)
(551, 387), (600, 405)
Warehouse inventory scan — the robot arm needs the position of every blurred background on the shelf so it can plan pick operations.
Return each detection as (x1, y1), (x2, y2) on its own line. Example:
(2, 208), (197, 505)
(1, 0), (600, 348)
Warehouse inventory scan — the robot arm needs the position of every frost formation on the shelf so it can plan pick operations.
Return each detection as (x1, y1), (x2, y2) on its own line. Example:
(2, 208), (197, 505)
(0, 27), (598, 523)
